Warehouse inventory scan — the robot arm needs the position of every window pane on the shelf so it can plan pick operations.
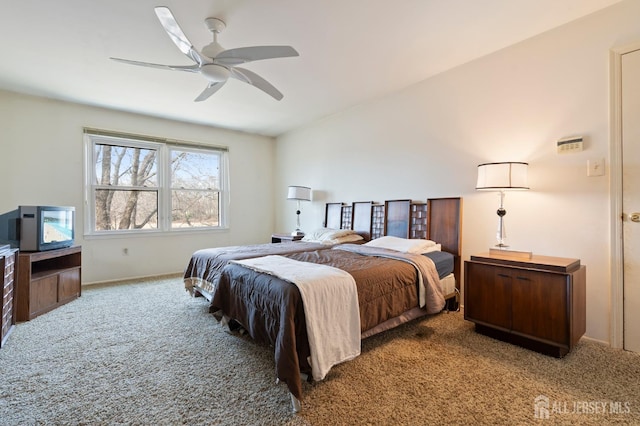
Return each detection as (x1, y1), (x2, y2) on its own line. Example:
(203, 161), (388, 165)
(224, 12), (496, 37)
(171, 190), (219, 228)
(95, 144), (158, 187)
(171, 149), (220, 190)
(94, 189), (158, 230)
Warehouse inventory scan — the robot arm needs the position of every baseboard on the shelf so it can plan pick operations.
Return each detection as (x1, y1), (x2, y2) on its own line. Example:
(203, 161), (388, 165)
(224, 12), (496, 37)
(83, 272), (183, 287)
(579, 335), (610, 346)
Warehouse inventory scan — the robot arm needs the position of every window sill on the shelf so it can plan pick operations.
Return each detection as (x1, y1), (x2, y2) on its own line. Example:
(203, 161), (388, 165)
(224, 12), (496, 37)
(83, 227), (230, 240)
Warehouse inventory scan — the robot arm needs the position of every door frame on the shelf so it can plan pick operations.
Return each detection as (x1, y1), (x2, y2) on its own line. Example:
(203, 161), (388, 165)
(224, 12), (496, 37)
(610, 41), (640, 349)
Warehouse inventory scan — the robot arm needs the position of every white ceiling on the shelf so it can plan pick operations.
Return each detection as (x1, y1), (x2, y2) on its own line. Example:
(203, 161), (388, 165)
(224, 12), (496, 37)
(0, 0), (622, 137)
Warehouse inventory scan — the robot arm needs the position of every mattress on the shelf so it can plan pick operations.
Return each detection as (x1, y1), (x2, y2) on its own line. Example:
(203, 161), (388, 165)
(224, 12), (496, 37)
(423, 250), (454, 279)
(439, 273), (456, 296)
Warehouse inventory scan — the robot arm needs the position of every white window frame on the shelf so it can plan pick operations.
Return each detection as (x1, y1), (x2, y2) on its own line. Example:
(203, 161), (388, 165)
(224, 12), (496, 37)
(83, 129), (229, 236)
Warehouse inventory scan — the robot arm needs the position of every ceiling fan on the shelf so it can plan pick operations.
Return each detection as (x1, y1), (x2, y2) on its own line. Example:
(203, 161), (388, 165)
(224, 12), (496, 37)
(111, 6), (299, 102)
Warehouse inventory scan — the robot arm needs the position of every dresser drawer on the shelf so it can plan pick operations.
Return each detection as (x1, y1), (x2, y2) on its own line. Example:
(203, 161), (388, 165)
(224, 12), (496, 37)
(1, 248), (18, 348)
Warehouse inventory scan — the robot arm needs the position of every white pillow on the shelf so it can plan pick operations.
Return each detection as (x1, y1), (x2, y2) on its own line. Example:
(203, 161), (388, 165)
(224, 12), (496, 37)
(320, 233), (364, 245)
(364, 236), (436, 254)
(421, 243), (442, 254)
(302, 228), (358, 243)
(302, 228), (334, 241)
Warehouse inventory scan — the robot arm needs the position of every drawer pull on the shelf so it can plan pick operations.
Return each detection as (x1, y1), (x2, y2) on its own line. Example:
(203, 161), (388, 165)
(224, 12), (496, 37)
(497, 273), (510, 278)
(517, 276), (531, 281)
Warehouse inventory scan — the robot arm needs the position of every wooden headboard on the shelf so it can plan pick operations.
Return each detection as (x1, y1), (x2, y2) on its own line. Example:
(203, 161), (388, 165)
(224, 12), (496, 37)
(324, 201), (373, 241)
(383, 199), (411, 238)
(324, 203), (343, 229)
(323, 197), (462, 286)
(351, 201), (373, 241)
(427, 197), (462, 288)
(384, 197), (462, 287)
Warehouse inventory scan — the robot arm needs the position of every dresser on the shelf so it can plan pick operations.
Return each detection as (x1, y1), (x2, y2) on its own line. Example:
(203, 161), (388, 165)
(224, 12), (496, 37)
(464, 252), (586, 357)
(1, 246), (18, 348)
(16, 246), (81, 321)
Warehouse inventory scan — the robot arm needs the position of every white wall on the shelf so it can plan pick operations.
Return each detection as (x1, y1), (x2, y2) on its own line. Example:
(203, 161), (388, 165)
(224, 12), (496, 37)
(0, 90), (276, 283)
(275, 0), (640, 344)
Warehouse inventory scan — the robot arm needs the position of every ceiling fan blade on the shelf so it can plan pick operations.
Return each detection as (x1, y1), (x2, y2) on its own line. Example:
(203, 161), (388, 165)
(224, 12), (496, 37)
(214, 46), (299, 66)
(230, 67), (284, 100)
(194, 82), (226, 102)
(110, 57), (200, 72)
(154, 6), (206, 65)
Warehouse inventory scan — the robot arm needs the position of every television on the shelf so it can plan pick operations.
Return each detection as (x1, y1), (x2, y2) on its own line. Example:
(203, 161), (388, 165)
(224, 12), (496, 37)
(17, 206), (75, 252)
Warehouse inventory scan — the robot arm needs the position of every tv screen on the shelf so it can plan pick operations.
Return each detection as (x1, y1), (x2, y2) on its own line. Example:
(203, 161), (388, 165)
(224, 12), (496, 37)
(42, 208), (74, 244)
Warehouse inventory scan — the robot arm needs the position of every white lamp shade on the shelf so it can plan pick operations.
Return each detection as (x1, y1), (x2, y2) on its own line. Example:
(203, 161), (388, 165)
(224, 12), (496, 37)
(287, 185), (311, 201)
(476, 162), (529, 190)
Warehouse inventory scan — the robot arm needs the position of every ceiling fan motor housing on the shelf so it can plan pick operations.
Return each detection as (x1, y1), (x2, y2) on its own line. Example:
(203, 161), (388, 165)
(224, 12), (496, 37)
(201, 64), (230, 82)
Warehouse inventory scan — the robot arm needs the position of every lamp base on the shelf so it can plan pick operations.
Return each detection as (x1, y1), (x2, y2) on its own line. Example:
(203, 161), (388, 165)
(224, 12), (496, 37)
(291, 229), (305, 237)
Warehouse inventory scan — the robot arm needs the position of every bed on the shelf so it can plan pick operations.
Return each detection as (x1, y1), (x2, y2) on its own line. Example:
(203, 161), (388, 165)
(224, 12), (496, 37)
(208, 197), (462, 411)
(183, 201), (374, 300)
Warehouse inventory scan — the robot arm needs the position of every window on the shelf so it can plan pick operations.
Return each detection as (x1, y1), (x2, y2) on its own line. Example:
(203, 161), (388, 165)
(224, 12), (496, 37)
(170, 147), (222, 228)
(84, 129), (228, 235)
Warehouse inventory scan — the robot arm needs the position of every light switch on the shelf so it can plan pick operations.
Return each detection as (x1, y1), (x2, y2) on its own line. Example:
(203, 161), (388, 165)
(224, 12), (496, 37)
(587, 158), (605, 177)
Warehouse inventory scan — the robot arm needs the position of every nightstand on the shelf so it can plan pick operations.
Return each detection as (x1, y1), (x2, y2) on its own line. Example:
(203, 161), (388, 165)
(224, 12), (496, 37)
(464, 252), (586, 357)
(271, 233), (304, 243)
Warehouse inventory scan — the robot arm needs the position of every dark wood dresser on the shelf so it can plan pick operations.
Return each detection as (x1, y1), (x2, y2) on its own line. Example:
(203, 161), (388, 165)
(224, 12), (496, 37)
(1, 246), (18, 347)
(464, 252), (586, 357)
(16, 245), (81, 321)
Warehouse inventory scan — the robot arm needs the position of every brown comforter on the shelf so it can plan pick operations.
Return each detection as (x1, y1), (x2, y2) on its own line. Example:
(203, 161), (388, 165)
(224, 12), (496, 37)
(211, 245), (444, 401)
(182, 241), (326, 299)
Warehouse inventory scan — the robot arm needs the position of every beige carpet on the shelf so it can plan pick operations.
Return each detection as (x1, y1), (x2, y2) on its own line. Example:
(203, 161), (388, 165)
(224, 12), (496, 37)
(1, 275), (639, 425)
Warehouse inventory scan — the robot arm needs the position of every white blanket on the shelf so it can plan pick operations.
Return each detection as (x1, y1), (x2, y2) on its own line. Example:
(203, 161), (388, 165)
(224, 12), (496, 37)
(232, 255), (361, 381)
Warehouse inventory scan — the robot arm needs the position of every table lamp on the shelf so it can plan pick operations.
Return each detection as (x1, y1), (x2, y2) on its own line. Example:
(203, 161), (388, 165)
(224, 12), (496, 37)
(287, 185), (311, 236)
(476, 162), (528, 248)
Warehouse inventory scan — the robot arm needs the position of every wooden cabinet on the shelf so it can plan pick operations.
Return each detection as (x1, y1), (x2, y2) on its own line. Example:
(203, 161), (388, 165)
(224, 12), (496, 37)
(1, 246), (18, 348)
(16, 246), (81, 321)
(464, 253), (586, 357)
